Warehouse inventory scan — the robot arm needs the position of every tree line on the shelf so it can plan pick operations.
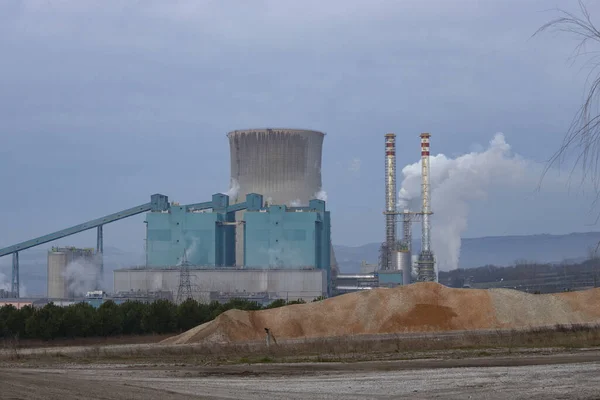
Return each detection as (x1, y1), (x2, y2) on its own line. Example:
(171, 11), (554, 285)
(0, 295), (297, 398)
(440, 258), (600, 291)
(0, 297), (316, 341)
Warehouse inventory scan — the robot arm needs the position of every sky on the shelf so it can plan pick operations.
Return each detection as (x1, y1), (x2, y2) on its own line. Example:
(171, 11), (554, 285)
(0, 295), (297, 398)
(1, 0), (600, 261)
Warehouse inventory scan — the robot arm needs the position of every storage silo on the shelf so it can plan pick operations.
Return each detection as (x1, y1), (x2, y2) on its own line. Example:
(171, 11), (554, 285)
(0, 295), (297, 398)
(47, 251), (69, 299)
(47, 247), (96, 298)
(397, 250), (412, 285)
(227, 128), (337, 273)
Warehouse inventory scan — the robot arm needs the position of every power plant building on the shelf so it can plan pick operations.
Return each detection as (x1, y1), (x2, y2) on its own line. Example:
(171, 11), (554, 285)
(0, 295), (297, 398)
(244, 200), (330, 269)
(116, 193), (332, 302)
(47, 247), (95, 299)
(145, 194), (235, 267)
(114, 268), (327, 303)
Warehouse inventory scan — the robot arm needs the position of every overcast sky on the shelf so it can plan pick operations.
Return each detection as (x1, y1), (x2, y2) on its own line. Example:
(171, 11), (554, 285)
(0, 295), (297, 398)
(1, 0), (599, 258)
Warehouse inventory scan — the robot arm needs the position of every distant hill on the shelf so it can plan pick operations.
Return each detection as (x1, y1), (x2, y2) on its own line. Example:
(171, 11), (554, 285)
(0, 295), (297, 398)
(334, 232), (600, 273)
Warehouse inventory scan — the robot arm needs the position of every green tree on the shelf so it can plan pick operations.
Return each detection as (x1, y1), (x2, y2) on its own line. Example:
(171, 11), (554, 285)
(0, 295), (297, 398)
(286, 299), (306, 305)
(95, 301), (123, 337)
(141, 300), (177, 334)
(222, 298), (263, 312)
(265, 299), (287, 309)
(120, 301), (147, 335)
(26, 303), (64, 340)
(61, 302), (97, 338)
(17, 305), (35, 338)
(0, 305), (18, 338)
(206, 301), (224, 320)
(176, 299), (208, 331)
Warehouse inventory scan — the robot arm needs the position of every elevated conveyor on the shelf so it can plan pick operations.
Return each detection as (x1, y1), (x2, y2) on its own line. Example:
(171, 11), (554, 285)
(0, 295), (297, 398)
(0, 194), (169, 297)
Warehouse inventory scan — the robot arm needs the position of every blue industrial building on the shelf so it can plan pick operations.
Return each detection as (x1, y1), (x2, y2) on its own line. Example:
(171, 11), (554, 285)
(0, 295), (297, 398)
(145, 193), (256, 267)
(145, 194), (237, 267)
(144, 194), (331, 288)
(244, 199), (331, 285)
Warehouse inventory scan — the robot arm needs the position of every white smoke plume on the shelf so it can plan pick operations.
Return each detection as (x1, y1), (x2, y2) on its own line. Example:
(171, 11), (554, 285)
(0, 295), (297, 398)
(177, 237), (201, 266)
(315, 189), (328, 202)
(289, 199), (302, 207)
(0, 272), (10, 292)
(64, 255), (102, 297)
(150, 273), (162, 291)
(226, 178), (240, 201)
(398, 133), (527, 270)
(0, 271), (27, 297)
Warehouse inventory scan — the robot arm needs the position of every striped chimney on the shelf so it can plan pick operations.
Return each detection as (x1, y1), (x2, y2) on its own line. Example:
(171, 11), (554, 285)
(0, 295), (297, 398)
(420, 132), (431, 253)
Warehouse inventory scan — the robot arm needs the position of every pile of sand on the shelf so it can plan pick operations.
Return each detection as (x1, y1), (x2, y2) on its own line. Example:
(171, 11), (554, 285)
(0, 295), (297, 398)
(162, 283), (600, 345)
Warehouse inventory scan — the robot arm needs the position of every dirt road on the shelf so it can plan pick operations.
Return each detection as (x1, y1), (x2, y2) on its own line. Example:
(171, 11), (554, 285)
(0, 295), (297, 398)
(2, 351), (600, 399)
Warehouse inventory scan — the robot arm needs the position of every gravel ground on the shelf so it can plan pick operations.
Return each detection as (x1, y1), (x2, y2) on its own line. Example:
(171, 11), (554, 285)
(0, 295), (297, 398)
(133, 363), (600, 400)
(2, 352), (600, 399)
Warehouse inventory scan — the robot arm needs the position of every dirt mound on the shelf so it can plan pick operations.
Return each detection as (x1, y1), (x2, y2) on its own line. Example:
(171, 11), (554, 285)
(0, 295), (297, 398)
(162, 283), (600, 344)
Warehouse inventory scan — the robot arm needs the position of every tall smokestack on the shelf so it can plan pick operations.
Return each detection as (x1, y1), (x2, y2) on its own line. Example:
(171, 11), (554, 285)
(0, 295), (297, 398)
(417, 132), (436, 282)
(420, 133), (431, 253)
(382, 133), (397, 270)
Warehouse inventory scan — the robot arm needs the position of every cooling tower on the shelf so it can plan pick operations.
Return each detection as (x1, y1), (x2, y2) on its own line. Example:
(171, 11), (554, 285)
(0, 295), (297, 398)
(227, 128), (337, 273)
(228, 128), (324, 205)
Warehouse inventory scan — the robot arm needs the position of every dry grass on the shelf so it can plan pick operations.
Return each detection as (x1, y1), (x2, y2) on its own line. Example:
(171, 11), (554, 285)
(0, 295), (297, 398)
(3, 323), (600, 366)
(2, 337), (22, 361)
(5, 334), (172, 349)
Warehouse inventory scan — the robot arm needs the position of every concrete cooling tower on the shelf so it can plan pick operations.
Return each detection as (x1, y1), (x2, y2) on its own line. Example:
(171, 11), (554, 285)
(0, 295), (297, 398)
(227, 128), (338, 273)
(228, 128), (324, 205)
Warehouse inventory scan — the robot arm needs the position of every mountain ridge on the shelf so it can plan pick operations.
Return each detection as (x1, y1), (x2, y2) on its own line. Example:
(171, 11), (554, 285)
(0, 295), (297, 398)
(334, 231), (600, 273)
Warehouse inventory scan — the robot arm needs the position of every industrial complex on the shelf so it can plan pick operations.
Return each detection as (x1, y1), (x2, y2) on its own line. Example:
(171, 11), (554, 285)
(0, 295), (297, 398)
(343, 131), (438, 292)
(0, 128), (436, 306)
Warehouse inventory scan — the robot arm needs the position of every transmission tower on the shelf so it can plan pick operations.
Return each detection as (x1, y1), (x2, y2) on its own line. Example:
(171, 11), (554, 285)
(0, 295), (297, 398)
(176, 251), (198, 303)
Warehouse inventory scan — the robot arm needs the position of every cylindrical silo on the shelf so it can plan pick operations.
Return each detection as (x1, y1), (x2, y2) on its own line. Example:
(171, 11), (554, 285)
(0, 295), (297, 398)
(47, 247), (97, 298)
(48, 251), (68, 299)
(397, 250), (412, 285)
(227, 128), (337, 272)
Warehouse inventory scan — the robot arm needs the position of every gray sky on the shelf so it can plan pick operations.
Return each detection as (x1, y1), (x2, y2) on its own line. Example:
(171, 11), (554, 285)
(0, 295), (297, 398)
(1, 0), (599, 256)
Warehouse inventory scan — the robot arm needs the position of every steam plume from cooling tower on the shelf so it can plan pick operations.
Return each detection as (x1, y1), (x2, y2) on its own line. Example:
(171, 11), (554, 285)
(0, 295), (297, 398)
(398, 133), (527, 270)
(315, 189), (328, 202)
(226, 178), (240, 201)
